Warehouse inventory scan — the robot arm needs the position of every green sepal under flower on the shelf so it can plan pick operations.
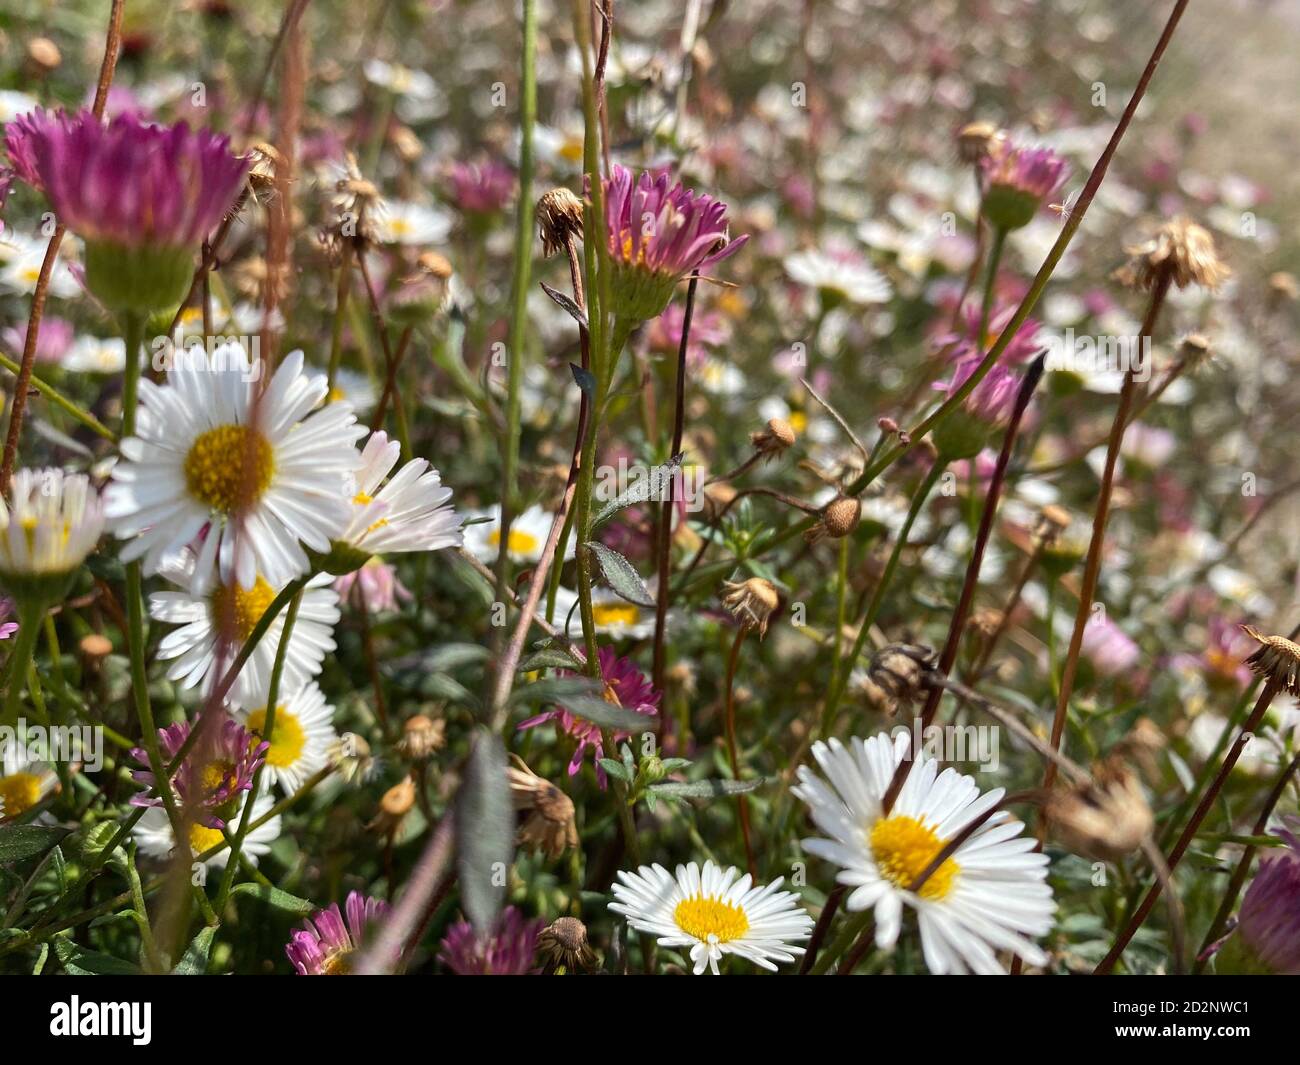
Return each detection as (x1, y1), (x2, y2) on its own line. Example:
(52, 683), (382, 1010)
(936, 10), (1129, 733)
(85, 241), (196, 315)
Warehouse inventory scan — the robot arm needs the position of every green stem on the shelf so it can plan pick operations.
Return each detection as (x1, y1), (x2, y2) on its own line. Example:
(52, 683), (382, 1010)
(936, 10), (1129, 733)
(0, 353), (115, 441)
(495, 0), (538, 596)
(121, 309), (187, 849)
(1, 600), (43, 728)
(820, 459), (947, 738)
(214, 588), (303, 912)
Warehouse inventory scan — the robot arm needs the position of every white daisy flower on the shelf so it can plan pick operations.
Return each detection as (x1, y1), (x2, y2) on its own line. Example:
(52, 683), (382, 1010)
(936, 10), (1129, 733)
(0, 90), (38, 124)
(133, 789), (281, 869)
(784, 248), (893, 305)
(235, 682), (337, 794)
(610, 860), (814, 975)
(794, 732), (1056, 974)
(0, 232), (82, 299)
(0, 741), (58, 820)
(372, 199), (452, 246)
(62, 335), (127, 374)
(149, 550), (341, 710)
(335, 431), (462, 557)
(105, 344), (365, 593)
(463, 503), (571, 566)
(0, 468), (104, 580)
(315, 365), (376, 414)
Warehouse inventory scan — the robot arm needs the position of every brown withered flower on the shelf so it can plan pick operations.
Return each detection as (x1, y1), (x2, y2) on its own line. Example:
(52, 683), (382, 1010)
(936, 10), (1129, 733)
(856, 642), (936, 717)
(1241, 626), (1300, 697)
(397, 713), (446, 761)
(805, 495), (861, 545)
(1044, 759), (1154, 862)
(721, 577), (780, 637)
(508, 756), (578, 861)
(750, 417), (797, 461)
(956, 121), (1003, 164)
(536, 916), (598, 973)
(368, 774), (417, 836)
(1114, 217), (1229, 292)
(537, 187), (586, 258)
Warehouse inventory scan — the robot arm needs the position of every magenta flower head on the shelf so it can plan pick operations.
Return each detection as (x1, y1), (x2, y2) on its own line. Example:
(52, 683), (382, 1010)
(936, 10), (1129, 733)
(445, 158), (514, 215)
(601, 164), (746, 322)
(286, 891), (390, 975)
(438, 906), (544, 975)
(5, 109), (249, 313)
(931, 356), (1022, 459)
(130, 715), (267, 828)
(1214, 819), (1300, 975)
(518, 646), (660, 787)
(980, 140), (1068, 231)
(938, 300), (1042, 368)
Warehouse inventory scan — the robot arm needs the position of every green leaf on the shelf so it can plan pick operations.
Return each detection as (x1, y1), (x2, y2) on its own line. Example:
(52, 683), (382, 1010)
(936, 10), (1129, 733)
(509, 675), (601, 707)
(558, 692), (657, 733)
(0, 825), (69, 864)
(598, 758), (632, 783)
(172, 926), (216, 974)
(230, 882), (317, 916)
(648, 777), (770, 801)
(519, 647), (584, 672)
(591, 453), (682, 529)
(585, 542), (655, 607)
(456, 729), (513, 936)
(540, 281), (587, 330)
(53, 936), (141, 975)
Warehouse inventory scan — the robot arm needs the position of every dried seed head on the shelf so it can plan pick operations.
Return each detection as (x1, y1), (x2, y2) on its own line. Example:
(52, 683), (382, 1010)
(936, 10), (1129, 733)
(856, 643), (936, 716)
(721, 577), (780, 637)
(1242, 626), (1300, 696)
(1034, 504), (1073, 547)
(507, 756), (579, 860)
(537, 187), (585, 258)
(750, 417), (797, 460)
(969, 606), (1004, 638)
(1115, 217), (1230, 292)
(329, 732), (377, 786)
(537, 916), (598, 972)
(956, 121), (1002, 164)
(79, 633), (113, 660)
(1044, 759), (1153, 862)
(701, 481), (738, 522)
(397, 713), (446, 761)
(806, 495), (861, 544)
(1268, 271), (1299, 302)
(389, 124), (423, 164)
(667, 659), (697, 696)
(245, 142), (284, 199)
(1177, 332), (1212, 367)
(369, 774), (417, 834)
(26, 37), (61, 72)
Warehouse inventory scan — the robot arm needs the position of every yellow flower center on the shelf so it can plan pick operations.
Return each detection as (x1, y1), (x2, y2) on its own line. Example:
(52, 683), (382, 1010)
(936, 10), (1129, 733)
(559, 137), (584, 163)
(327, 387), (346, 404)
(869, 814), (960, 900)
(211, 577), (277, 642)
(488, 528), (539, 556)
(199, 759), (238, 796)
(787, 411), (809, 434)
(190, 822), (225, 854)
(321, 950), (353, 975)
(593, 603), (640, 628)
(0, 772), (43, 818)
(245, 708), (306, 769)
(184, 424), (275, 513)
(673, 896), (750, 943)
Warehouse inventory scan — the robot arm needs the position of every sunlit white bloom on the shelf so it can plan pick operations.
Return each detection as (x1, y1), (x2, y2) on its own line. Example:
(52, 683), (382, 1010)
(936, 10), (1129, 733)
(794, 732), (1055, 974)
(105, 344), (365, 593)
(133, 789), (281, 868)
(315, 365), (376, 413)
(463, 503), (571, 565)
(552, 584), (662, 640)
(0, 468), (103, 579)
(0, 741), (58, 820)
(784, 248), (892, 305)
(62, 335), (127, 373)
(0, 90), (38, 124)
(372, 199), (452, 246)
(149, 550), (341, 710)
(235, 682), (338, 794)
(0, 232), (82, 298)
(610, 860), (814, 975)
(336, 432), (461, 557)
(363, 59), (440, 101)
